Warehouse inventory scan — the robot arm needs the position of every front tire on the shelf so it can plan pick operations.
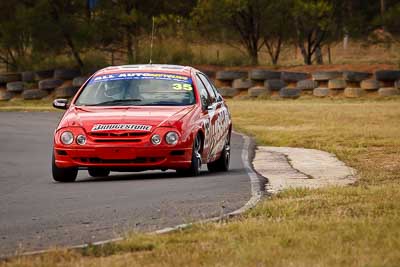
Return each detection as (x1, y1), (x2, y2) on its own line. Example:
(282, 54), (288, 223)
(177, 134), (202, 177)
(88, 168), (110, 177)
(52, 153), (78, 182)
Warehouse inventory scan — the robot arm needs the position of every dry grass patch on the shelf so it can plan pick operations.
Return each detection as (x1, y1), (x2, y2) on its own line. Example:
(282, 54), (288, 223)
(2, 99), (400, 266)
(0, 99), (54, 111)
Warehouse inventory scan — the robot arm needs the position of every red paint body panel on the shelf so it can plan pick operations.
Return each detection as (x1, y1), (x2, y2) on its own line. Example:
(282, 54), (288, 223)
(53, 65), (232, 171)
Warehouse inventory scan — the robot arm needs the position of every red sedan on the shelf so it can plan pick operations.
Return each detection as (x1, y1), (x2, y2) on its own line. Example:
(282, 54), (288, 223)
(52, 64), (232, 182)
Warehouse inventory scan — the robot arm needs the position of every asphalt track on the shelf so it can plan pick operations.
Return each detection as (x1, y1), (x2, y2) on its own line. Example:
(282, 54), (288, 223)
(0, 112), (256, 257)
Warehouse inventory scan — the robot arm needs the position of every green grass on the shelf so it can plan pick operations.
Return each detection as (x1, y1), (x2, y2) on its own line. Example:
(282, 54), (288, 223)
(2, 99), (400, 266)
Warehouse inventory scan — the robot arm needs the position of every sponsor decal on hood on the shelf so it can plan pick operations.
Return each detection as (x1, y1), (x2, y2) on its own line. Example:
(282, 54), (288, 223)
(91, 124), (152, 132)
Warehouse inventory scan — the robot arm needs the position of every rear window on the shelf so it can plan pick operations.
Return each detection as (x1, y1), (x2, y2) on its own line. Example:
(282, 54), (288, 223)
(75, 72), (195, 106)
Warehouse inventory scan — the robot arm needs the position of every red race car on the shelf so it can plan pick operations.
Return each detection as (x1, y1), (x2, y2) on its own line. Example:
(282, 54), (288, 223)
(52, 64), (232, 182)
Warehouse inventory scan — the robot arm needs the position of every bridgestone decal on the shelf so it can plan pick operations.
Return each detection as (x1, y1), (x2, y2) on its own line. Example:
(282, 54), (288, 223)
(92, 124), (152, 132)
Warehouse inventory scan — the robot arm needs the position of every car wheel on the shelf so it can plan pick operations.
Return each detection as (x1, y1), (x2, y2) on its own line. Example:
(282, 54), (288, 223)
(88, 168), (110, 177)
(52, 153), (78, 182)
(207, 132), (231, 172)
(177, 134), (202, 177)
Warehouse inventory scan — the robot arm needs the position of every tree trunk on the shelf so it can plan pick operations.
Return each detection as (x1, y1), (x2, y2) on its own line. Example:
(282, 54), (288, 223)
(249, 48), (258, 65)
(65, 34), (84, 68)
(298, 42), (311, 65)
(315, 45), (323, 64)
(265, 37), (282, 66)
(126, 29), (134, 64)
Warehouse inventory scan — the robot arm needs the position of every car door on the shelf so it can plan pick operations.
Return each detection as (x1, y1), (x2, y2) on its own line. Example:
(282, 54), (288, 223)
(197, 73), (228, 162)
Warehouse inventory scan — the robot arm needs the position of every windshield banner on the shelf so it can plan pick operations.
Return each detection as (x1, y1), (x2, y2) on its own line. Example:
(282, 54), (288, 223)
(90, 72), (191, 84)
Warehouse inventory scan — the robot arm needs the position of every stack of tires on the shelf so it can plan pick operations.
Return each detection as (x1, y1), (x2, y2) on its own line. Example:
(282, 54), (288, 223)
(215, 71), (248, 98)
(0, 72), (22, 101)
(343, 71), (371, 98)
(280, 72), (308, 99)
(0, 68), (87, 101)
(311, 71), (342, 97)
(248, 70), (281, 98)
(375, 70), (400, 97)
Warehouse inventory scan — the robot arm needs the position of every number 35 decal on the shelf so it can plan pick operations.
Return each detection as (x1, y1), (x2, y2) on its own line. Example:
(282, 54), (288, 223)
(172, 83), (193, 91)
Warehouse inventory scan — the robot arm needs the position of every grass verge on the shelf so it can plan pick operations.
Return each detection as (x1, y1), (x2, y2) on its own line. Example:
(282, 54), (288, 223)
(0, 99), (55, 112)
(1, 99), (400, 266)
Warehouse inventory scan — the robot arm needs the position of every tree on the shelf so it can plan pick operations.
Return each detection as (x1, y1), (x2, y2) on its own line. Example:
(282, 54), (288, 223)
(291, 0), (337, 65)
(0, 2), (33, 70)
(193, 0), (264, 65)
(382, 2), (400, 42)
(93, 0), (196, 64)
(28, 0), (95, 68)
(261, 0), (294, 65)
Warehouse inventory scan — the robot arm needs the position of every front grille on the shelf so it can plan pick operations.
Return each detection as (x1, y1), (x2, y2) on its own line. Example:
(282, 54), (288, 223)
(94, 139), (141, 143)
(89, 131), (149, 143)
(75, 157), (165, 164)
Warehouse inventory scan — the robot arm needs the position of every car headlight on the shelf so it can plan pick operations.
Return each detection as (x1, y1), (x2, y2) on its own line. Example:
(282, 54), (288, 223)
(151, 134), (161, 145)
(76, 134), (86, 145)
(165, 131), (179, 145)
(60, 131), (74, 145)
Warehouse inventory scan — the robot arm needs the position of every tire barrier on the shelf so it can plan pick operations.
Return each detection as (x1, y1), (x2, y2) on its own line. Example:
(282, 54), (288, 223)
(1, 68), (400, 102)
(378, 87), (400, 97)
(264, 79), (286, 91)
(72, 76), (89, 88)
(375, 70), (400, 82)
(313, 88), (330, 97)
(344, 88), (365, 98)
(232, 78), (255, 90)
(216, 71), (247, 81)
(328, 79), (347, 90)
(0, 88), (13, 101)
(395, 80), (400, 89)
(312, 71), (342, 81)
(249, 69), (281, 81)
(54, 69), (81, 80)
(0, 72), (21, 84)
(55, 86), (79, 98)
(297, 79), (318, 90)
(343, 71), (371, 82)
(217, 87), (239, 98)
(39, 79), (64, 90)
(6, 81), (25, 93)
(280, 87), (302, 99)
(35, 70), (54, 80)
(248, 86), (270, 97)
(360, 79), (381, 90)
(22, 71), (35, 82)
(281, 72), (309, 83)
(22, 89), (48, 100)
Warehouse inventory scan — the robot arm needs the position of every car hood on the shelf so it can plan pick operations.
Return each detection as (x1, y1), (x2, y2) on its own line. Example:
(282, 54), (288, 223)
(61, 105), (196, 133)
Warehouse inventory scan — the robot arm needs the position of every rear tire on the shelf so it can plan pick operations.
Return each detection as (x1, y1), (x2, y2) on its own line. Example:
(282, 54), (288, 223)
(52, 153), (78, 182)
(88, 168), (110, 177)
(207, 132), (231, 172)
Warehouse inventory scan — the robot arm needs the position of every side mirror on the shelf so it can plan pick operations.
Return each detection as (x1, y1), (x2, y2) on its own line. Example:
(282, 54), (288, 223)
(53, 99), (69, 110)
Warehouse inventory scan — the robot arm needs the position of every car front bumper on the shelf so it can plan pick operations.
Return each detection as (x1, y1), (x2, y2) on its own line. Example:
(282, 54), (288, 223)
(54, 145), (192, 170)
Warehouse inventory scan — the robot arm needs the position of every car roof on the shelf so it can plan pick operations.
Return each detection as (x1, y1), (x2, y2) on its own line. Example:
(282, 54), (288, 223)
(94, 64), (199, 76)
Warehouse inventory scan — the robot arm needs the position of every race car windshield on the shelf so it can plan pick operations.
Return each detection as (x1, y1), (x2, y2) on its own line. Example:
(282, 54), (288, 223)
(75, 72), (196, 106)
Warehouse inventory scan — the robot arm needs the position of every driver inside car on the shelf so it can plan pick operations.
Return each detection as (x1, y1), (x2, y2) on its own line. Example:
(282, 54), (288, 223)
(103, 79), (142, 101)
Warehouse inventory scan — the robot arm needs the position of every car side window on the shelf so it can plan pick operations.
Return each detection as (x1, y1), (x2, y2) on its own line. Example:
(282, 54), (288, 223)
(198, 74), (217, 103)
(195, 75), (211, 109)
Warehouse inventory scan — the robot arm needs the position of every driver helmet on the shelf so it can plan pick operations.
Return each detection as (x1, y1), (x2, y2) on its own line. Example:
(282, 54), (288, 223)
(104, 80), (128, 100)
